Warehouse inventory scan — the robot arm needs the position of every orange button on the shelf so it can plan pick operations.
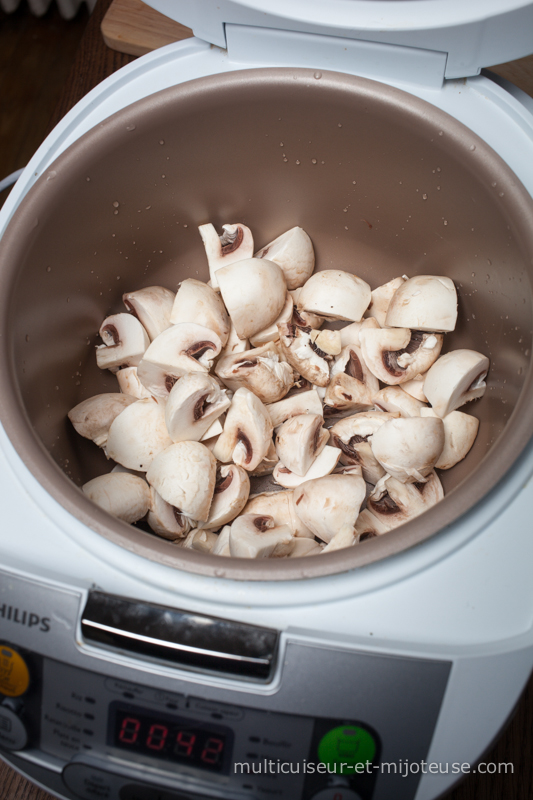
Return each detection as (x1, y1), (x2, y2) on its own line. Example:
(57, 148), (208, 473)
(0, 646), (30, 697)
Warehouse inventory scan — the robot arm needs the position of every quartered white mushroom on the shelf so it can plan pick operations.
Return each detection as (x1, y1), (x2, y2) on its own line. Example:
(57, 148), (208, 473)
(116, 367), (153, 399)
(364, 471), (444, 532)
(277, 323), (330, 387)
(169, 278), (230, 346)
(200, 418), (224, 441)
(136, 322), (223, 399)
(217, 258), (287, 340)
(423, 349), (490, 418)
(273, 444), (341, 488)
(147, 486), (192, 540)
(365, 276), (407, 326)
(329, 411), (399, 484)
(324, 345), (379, 414)
(181, 528), (218, 553)
(165, 373), (230, 443)
(211, 525), (231, 556)
(321, 525), (359, 552)
(288, 538), (324, 557)
(354, 509), (390, 540)
(243, 491), (314, 538)
(215, 342), (294, 404)
(82, 472), (151, 524)
(229, 514), (294, 559)
(371, 416), (445, 483)
(220, 320), (250, 357)
(401, 374), (428, 402)
(249, 293), (294, 347)
(373, 385), (426, 417)
(212, 387), (273, 471)
(95, 313), (150, 372)
(201, 464), (251, 530)
(146, 441), (217, 522)
(359, 319), (443, 385)
(249, 439), (279, 477)
(105, 397), (172, 471)
(297, 270), (371, 322)
(122, 286), (176, 341)
(421, 407), (479, 469)
(339, 320), (363, 348)
(291, 473), (366, 543)
(255, 226), (315, 290)
(68, 393), (137, 447)
(198, 222), (254, 289)
(266, 388), (324, 428)
(385, 275), (458, 332)
(275, 413), (328, 477)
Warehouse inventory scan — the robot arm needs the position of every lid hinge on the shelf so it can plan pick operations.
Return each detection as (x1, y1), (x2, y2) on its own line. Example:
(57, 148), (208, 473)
(225, 24), (448, 89)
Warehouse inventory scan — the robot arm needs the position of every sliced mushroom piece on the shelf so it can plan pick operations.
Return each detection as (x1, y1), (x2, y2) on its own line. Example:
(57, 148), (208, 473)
(211, 387), (273, 472)
(292, 473), (366, 543)
(401, 374), (428, 402)
(308, 328), (341, 356)
(147, 486), (192, 540)
(106, 397), (173, 471)
(169, 278), (230, 346)
(359, 321), (443, 385)
(201, 464), (251, 530)
(266, 388), (324, 428)
(366, 471), (444, 531)
(365, 276), (407, 326)
(165, 373), (230, 443)
(329, 411), (399, 484)
(217, 258), (287, 339)
(96, 313), (150, 372)
(181, 528), (218, 553)
(250, 439), (279, 477)
(215, 342), (294, 404)
(339, 320), (363, 348)
(288, 538), (324, 557)
(82, 472), (151, 524)
(137, 323), (223, 399)
(243, 490), (314, 538)
(373, 385), (426, 417)
(249, 293), (294, 347)
(255, 227), (315, 290)
(273, 444), (341, 488)
(116, 366), (153, 399)
(423, 349), (490, 418)
(68, 393), (137, 447)
(200, 418), (224, 441)
(354, 508), (390, 539)
(275, 414), (329, 477)
(229, 514), (294, 559)
(324, 345), (379, 414)
(321, 525), (359, 552)
(122, 286), (176, 341)
(211, 525), (231, 556)
(297, 270), (371, 322)
(199, 222), (254, 289)
(386, 275), (458, 332)
(420, 407), (480, 469)
(146, 441), (216, 522)
(371, 416), (444, 483)
(277, 323), (330, 387)
(220, 320), (250, 357)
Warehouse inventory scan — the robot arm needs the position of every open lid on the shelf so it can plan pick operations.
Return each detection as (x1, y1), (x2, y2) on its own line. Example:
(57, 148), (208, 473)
(145, 0), (533, 79)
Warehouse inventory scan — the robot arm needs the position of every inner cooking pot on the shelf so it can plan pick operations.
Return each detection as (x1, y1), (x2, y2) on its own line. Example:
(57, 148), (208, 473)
(1, 68), (532, 580)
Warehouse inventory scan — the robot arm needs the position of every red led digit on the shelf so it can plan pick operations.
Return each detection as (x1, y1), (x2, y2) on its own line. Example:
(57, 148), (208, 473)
(201, 737), (224, 765)
(119, 717), (141, 744)
(146, 723), (168, 751)
(175, 730), (196, 757)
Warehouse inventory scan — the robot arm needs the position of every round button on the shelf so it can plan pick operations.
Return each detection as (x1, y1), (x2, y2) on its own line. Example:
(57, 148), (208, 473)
(0, 704), (28, 750)
(317, 725), (376, 775)
(310, 790), (362, 800)
(0, 646), (30, 697)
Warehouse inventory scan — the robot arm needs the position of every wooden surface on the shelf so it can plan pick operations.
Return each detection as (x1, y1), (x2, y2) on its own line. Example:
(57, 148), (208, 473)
(101, 0), (192, 56)
(1, 0), (533, 797)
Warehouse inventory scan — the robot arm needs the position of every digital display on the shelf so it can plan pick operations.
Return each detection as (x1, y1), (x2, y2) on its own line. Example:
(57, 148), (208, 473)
(109, 703), (233, 773)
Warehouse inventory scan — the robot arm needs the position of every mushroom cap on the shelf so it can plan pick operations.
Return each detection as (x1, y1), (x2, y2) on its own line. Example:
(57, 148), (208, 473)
(243, 490), (314, 538)
(106, 397), (173, 471)
(421, 407), (479, 469)
(217, 258), (287, 339)
(249, 292), (294, 347)
(255, 227), (315, 290)
(297, 270), (371, 322)
(366, 276), (407, 327)
(292, 473), (366, 543)
(366, 471), (444, 531)
(211, 387), (273, 471)
(146, 441), (217, 522)
(68, 392), (137, 447)
(82, 472), (151, 524)
(170, 278), (230, 346)
(273, 444), (341, 488)
(215, 342), (294, 404)
(423, 349), (490, 418)
(370, 416), (445, 483)
(385, 275), (458, 332)
(359, 323), (443, 385)
(122, 286), (175, 341)
(165, 372), (230, 443)
(96, 313), (150, 372)
(199, 223), (254, 289)
(201, 464), (251, 530)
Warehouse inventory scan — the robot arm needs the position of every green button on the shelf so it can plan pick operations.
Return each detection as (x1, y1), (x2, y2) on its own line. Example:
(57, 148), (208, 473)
(317, 725), (376, 774)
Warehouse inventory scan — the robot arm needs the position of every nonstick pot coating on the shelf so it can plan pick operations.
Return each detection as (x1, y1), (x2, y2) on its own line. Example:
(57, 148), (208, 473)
(1, 68), (532, 580)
